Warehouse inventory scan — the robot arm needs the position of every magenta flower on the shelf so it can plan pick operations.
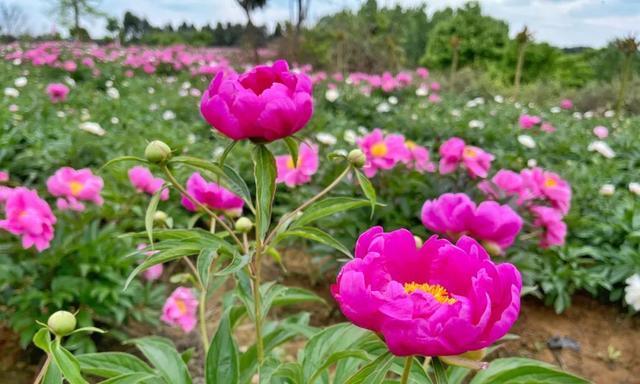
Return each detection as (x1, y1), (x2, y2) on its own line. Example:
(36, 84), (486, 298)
(46, 83), (70, 103)
(428, 93), (441, 103)
(332, 227), (521, 356)
(531, 206), (567, 247)
(0, 171), (8, 183)
(521, 167), (571, 214)
(200, 60), (313, 142)
(540, 122), (556, 133)
(46, 167), (103, 212)
(62, 60), (77, 72)
(560, 99), (573, 109)
(438, 137), (494, 178)
(161, 287), (198, 333)
(478, 170), (525, 200)
(181, 172), (243, 216)
(422, 193), (522, 252)
(0, 187), (56, 251)
(416, 67), (429, 79)
(275, 143), (319, 187)
(593, 126), (609, 139)
(128, 166), (169, 200)
(358, 129), (410, 177)
(402, 141), (435, 173)
(0, 186), (12, 204)
(518, 114), (541, 129)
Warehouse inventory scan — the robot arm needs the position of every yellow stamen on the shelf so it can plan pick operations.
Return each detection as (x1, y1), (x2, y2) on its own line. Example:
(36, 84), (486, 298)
(406, 140), (417, 150)
(286, 157), (297, 170)
(463, 147), (477, 158)
(69, 181), (84, 196)
(175, 299), (187, 314)
(404, 281), (457, 304)
(544, 177), (557, 188)
(371, 142), (388, 157)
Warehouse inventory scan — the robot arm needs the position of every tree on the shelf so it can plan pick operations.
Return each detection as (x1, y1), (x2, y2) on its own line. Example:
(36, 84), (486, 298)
(235, 0), (268, 63)
(105, 16), (120, 43)
(50, 0), (104, 40)
(614, 35), (639, 115)
(291, 0), (310, 60)
(0, 1), (27, 36)
(513, 26), (533, 96)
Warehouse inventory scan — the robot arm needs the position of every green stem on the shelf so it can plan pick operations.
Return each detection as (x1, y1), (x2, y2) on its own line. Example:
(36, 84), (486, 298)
(33, 354), (51, 384)
(252, 253), (264, 366)
(198, 289), (209, 354)
(161, 165), (245, 251)
(431, 357), (449, 384)
(400, 356), (414, 384)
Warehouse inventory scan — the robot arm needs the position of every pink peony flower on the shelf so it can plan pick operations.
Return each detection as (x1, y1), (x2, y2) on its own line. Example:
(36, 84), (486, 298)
(46, 83), (70, 103)
(521, 167), (571, 214)
(0, 187), (56, 251)
(593, 126), (609, 139)
(62, 60), (77, 72)
(181, 172), (243, 216)
(358, 129), (410, 178)
(540, 122), (556, 133)
(422, 193), (522, 252)
(137, 243), (163, 281)
(275, 143), (319, 187)
(0, 171), (8, 183)
(128, 166), (169, 200)
(430, 82), (441, 91)
(46, 167), (103, 212)
(200, 60), (313, 142)
(332, 226), (521, 356)
(428, 93), (441, 103)
(531, 206), (567, 247)
(478, 170), (524, 200)
(0, 186), (12, 204)
(416, 67), (429, 79)
(402, 141), (435, 173)
(518, 114), (541, 129)
(161, 287), (198, 332)
(560, 99), (573, 109)
(438, 137), (494, 178)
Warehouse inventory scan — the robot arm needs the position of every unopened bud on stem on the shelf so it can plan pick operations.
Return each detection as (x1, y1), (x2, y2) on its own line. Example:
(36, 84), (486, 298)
(47, 310), (77, 337)
(235, 217), (253, 233)
(145, 140), (172, 163)
(347, 149), (366, 168)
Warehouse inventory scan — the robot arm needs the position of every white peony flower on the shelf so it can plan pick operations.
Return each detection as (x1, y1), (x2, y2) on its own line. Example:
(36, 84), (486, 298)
(187, 134), (197, 144)
(4, 87), (19, 97)
(572, 112), (583, 120)
(149, 103), (159, 111)
(12, 58), (21, 65)
(148, 87), (155, 94)
(325, 88), (339, 102)
(411, 113), (418, 121)
(604, 110), (615, 118)
(625, 274), (640, 311)
(584, 111), (594, 119)
(388, 96), (398, 105)
(599, 184), (615, 196)
(14, 77), (27, 87)
(629, 182), (640, 196)
(468, 120), (485, 129)
(527, 159), (538, 167)
(181, 81), (192, 89)
(64, 76), (76, 87)
(178, 89), (189, 97)
(357, 126), (368, 135)
(450, 109), (461, 117)
(334, 149), (348, 157)
(550, 106), (561, 114)
(212, 146), (225, 159)
(105, 80), (114, 88)
(110, 117), (119, 124)
(416, 86), (428, 96)
(8, 104), (19, 112)
(517, 135), (536, 149)
(494, 95), (504, 103)
(343, 129), (358, 145)
(162, 110), (176, 121)
(316, 132), (337, 145)
(56, 111), (66, 118)
(376, 102), (391, 113)
(79, 122), (106, 136)
(190, 88), (201, 97)
(106, 87), (120, 99)
(588, 141), (615, 159)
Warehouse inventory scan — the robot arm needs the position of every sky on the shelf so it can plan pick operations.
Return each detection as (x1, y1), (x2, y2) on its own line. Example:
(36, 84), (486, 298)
(7, 0), (640, 48)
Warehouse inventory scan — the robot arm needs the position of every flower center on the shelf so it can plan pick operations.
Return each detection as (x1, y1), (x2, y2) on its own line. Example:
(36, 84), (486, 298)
(404, 282), (457, 304)
(69, 181), (84, 196)
(371, 142), (388, 157)
(463, 147), (477, 158)
(543, 177), (557, 188)
(406, 140), (416, 150)
(175, 299), (187, 314)
(286, 157), (297, 170)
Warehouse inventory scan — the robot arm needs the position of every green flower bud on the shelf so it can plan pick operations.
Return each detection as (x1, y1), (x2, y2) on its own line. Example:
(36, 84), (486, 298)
(347, 149), (366, 168)
(235, 217), (253, 233)
(153, 210), (168, 223)
(47, 310), (77, 337)
(481, 240), (503, 257)
(145, 140), (172, 163)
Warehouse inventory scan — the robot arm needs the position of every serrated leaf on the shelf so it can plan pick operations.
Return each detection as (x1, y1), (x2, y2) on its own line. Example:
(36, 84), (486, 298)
(275, 227), (352, 258)
(253, 145), (277, 241)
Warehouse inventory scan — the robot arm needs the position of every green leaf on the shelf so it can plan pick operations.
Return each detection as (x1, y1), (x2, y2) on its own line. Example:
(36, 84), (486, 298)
(205, 313), (239, 384)
(214, 252), (251, 276)
(101, 156), (148, 170)
(284, 137), (300, 167)
(33, 327), (52, 353)
(272, 362), (304, 383)
(51, 341), (88, 384)
(344, 352), (394, 384)
(43, 361), (63, 384)
(354, 169), (377, 218)
(128, 337), (192, 384)
(308, 350), (370, 384)
(181, 348), (195, 365)
(291, 197), (372, 229)
(144, 187), (164, 246)
(253, 145), (277, 241)
(275, 227), (352, 258)
(98, 373), (158, 384)
(77, 352), (154, 378)
(69, 327), (106, 336)
(125, 245), (202, 289)
(217, 140), (238, 169)
(197, 245), (220, 288)
(468, 358), (589, 384)
(431, 357), (448, 384)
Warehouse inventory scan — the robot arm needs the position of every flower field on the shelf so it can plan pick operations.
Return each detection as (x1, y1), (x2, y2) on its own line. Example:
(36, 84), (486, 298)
(1, 40), (639, 383)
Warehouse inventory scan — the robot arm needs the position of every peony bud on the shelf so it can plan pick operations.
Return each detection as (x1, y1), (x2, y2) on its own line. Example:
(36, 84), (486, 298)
(47, 310), (77, 336)
(347, 149), (366, 168)
(153, 210), (168, 223)
(235, 217), (253, 233)
(145, 140), (172, 163)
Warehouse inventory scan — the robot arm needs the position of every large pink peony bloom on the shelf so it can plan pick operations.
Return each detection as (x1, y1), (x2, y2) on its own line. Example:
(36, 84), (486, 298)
(521, 167), (571, 214)
(531, 206), (567, 247)
(46, 167), (103, 212)
(275, 143), (319, 187)
(438, 137), (494, 178)
(332, 227), (521, 356)
(46, 83), (70, 103)
(518, 114), (541, 129)
(422, 193), (522, 252)
(593, 126), (609, 139)
(0, 187), (56, 251)
(358, 129), (410, 177)
(402, 141), (435, 173)
(478, 170), (525, 200)
(161, 287), (198, 333)
(128, 166), (169, 200)
(181, 172), (243, 216)
(200, 60), (313, 142)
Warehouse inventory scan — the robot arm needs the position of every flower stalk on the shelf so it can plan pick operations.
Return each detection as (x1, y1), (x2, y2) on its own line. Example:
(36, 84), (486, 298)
(400, 356), (414, 384)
